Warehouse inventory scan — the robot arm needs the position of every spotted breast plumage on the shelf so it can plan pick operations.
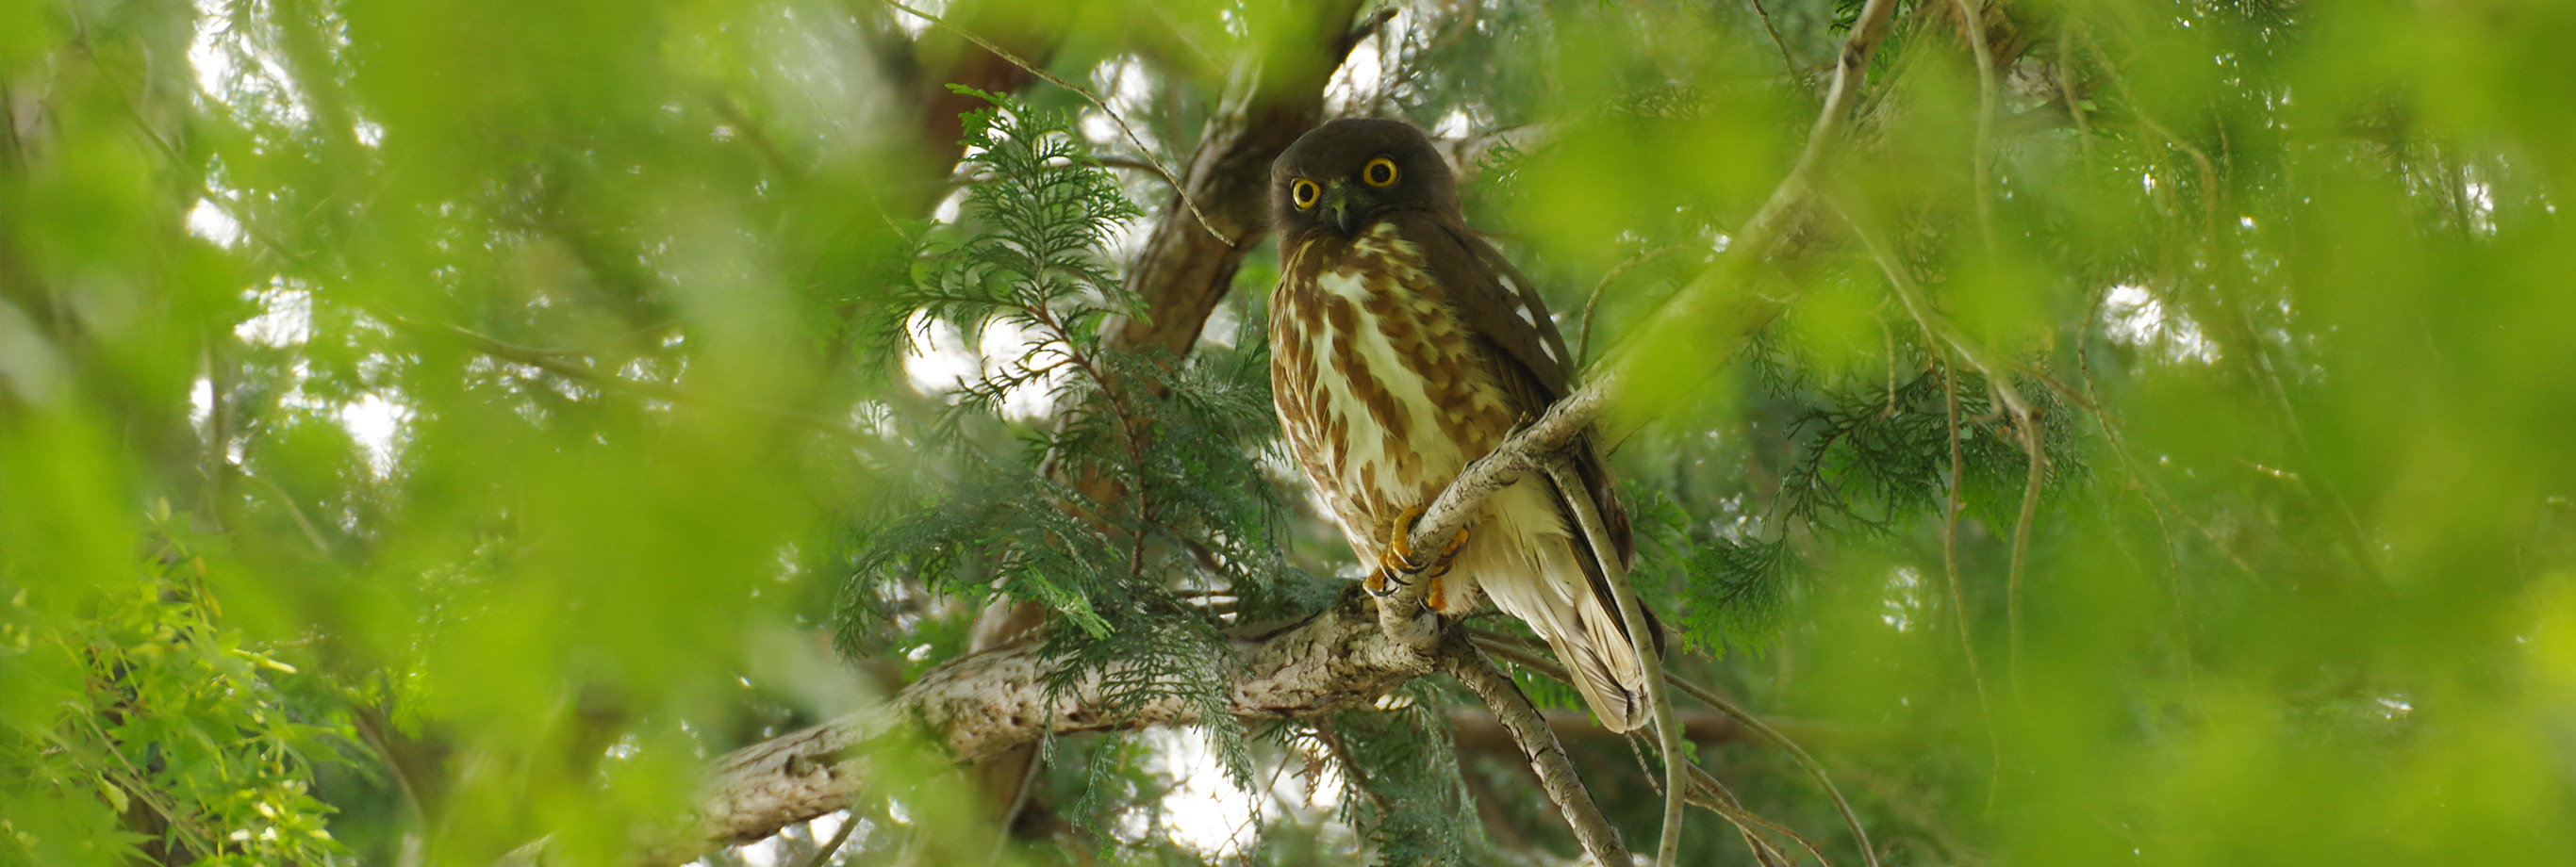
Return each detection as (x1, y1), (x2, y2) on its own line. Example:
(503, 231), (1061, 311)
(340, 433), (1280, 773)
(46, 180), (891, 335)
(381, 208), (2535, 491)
(1266, 118), (1654, 731)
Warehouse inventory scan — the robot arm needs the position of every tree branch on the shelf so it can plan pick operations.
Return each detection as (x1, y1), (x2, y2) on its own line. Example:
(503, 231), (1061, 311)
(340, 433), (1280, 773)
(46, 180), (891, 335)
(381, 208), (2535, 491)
(1740, 0), (1903, 253)
(642, 588), (1432, 864)
(1435, 635), (1631, 867)
(1112, 1), (1379, 355)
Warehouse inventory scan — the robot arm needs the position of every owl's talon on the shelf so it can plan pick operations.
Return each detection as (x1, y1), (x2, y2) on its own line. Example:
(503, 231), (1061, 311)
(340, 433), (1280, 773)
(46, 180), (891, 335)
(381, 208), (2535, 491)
(1364, 561), (1412, 597)
(1373, 504), (1470, 598)
(1383, 504), (1429, 569)
(1432, 524), (1470, 574)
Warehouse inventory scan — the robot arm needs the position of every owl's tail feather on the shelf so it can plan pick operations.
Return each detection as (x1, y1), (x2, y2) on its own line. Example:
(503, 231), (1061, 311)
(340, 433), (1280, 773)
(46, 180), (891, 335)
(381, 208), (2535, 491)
(1469, 483), (1655, 733)
(1547, 570), (1654, 733)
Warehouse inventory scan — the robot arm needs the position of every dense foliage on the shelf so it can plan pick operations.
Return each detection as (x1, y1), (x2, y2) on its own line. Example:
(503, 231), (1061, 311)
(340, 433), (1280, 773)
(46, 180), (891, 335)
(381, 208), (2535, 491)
(6, 0), (2575, 865)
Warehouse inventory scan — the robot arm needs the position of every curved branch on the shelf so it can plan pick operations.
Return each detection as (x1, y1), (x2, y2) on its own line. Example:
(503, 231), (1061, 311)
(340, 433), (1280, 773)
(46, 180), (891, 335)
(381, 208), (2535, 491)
(1955, 0), (2000, 244)
(1546, 458), (1683, 867)
(1832, 197), (2032, 423)
(1738, 0), (1903, 249)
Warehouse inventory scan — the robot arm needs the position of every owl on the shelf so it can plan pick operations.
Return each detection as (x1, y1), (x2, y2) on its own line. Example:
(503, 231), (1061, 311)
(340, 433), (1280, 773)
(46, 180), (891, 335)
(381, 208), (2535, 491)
(1266, 119), (1652, 731)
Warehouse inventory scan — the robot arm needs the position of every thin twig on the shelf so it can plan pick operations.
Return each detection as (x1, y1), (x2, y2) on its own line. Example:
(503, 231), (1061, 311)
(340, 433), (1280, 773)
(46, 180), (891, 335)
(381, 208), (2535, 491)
(983, 751), (1045, 863)
(1830, 196), (2032, 424)
(1687, 763), (1829, 867)
(1744, 0), (1808, 90)
(1953, 0), (1999, 247)
(1734, 0), (1904, 248)
(2085, 29), (2216, 238)
(1879, 312), (1900, 417)
(2073, 308), (2205, 704)
(2056, 20), (2094, 170)
(380, 313), (893, 449)
(802, 811), (863, 867)
(2090, 31), (2384, 589)
(1686, 771), (1793, 867)
(1582, 0), (1901, 431)
(349, 708), (428, 831)
(200, 338), (232, 532)
(1577, 244), (1681, 368)
(1312, 720), (1392, 818)
(1841, 196), (2047, 694)
(1475, 636), (1880, 867)
(705, 90), (799, 176)
(241, 470), (335, 556)
(1402, 0), (1899, 467)
(1544, 457), (1682, 867)
(2006, 411), (2046, 694)
(880, 0), (1233, 247)
(1939, 356), (2003, 806)
(1092, 156), (1181, 188)
(1216, 754), (1296, 858)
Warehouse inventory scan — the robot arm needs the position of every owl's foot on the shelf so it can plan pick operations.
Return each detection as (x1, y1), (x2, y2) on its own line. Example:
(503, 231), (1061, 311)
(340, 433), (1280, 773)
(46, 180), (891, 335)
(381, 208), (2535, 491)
(1366, 504), (1472, 601)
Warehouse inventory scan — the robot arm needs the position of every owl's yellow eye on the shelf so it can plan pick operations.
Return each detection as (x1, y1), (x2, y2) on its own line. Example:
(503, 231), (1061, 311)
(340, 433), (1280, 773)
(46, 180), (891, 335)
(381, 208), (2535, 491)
(1292, 179), (1320, 209)
(1362, 156), (1399, 188)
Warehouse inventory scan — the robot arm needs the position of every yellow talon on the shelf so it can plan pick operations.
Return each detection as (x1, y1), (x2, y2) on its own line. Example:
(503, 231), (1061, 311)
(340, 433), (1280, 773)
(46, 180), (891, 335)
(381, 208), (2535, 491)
(1371, 504), (1471, 599)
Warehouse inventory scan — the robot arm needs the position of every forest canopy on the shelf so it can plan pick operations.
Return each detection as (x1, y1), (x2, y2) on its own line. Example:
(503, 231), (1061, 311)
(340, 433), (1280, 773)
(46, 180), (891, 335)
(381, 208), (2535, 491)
(6, 0), (2576, 865)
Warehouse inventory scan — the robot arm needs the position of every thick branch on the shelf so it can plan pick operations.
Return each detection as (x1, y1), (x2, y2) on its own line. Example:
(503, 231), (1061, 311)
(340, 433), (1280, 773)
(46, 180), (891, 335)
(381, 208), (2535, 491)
(645, 589), (1430, 864)
(1113, 2), (1379, 355)
(1436, 637), (1631, 867)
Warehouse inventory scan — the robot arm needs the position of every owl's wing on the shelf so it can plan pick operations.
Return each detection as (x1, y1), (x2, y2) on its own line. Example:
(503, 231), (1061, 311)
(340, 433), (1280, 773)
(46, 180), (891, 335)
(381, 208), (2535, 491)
(1400, 213), (1578, 399)
(1400, 211), (1639, 576)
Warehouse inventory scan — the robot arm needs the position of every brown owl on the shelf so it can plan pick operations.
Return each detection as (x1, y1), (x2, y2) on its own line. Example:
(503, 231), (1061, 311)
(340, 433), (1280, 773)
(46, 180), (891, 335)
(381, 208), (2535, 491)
(1267, 118), (1652, 731)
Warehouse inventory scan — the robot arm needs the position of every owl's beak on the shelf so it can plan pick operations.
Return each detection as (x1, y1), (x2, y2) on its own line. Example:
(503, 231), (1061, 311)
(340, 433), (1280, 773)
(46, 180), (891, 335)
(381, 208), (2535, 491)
(1322, 181), (1362, 237)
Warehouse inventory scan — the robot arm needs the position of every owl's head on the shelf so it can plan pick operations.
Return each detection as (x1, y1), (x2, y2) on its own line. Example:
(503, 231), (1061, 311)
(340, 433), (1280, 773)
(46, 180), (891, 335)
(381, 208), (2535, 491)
(1271, 118), (1459, 242)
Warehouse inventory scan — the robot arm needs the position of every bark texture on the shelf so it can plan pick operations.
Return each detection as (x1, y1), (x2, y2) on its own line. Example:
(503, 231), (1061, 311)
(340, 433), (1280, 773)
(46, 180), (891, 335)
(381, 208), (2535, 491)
(649, 589), (1434, 864)
(1112, 1), (1380, 355)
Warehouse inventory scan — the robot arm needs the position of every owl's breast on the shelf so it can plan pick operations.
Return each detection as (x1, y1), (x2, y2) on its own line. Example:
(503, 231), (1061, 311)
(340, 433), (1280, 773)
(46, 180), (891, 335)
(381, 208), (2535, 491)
(1270, 223), (1518, 545)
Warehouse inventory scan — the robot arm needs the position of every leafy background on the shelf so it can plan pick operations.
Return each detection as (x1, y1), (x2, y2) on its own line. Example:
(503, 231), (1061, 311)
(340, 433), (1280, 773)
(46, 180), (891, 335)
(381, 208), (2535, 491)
(5, 0), (2575, 865)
